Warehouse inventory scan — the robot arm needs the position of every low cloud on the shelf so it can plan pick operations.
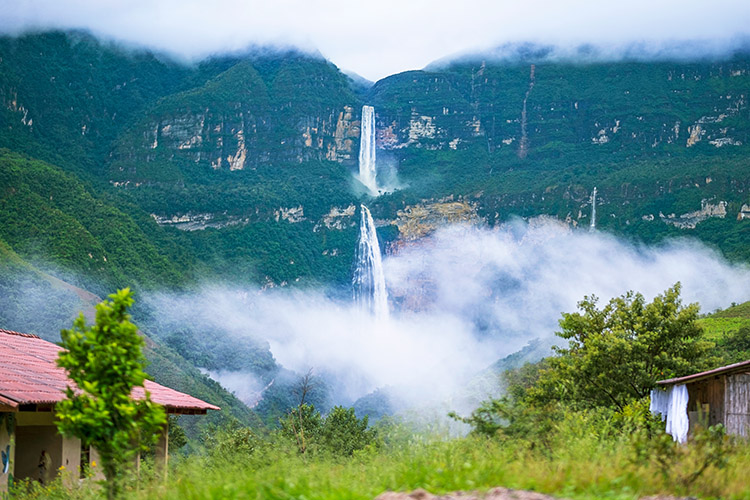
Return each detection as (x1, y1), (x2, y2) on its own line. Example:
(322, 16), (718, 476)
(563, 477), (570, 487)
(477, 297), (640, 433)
(2, 0), (749, 80)
(144, 220), (750, 413)
(201, 369), (267, 407)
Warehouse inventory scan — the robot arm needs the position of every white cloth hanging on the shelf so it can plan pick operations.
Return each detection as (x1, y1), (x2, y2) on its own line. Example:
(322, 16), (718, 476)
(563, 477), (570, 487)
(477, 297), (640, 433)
(649, 387), (670, 421)
(650, 384), (689, 444)
(667, 384), (689, 443)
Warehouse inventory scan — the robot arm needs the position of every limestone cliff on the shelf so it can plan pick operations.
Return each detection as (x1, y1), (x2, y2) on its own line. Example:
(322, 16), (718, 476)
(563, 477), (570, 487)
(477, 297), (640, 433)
(394, 200), (479, 241)
(368, 59), (750, 156)
(660, 200), (728, 229)
(109, 56), (360, 183)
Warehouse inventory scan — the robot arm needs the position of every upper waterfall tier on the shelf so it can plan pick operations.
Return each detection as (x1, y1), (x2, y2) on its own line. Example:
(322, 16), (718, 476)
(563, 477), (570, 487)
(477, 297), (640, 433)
(358, 105), (378, 195)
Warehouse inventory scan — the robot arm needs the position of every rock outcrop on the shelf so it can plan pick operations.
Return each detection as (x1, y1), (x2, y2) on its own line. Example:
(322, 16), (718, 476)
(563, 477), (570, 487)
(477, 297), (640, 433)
(318, 205), (357, 230)
(150, 212), (250, 231)
(660, 200), (727, 229)
(395, 201), (479, 241)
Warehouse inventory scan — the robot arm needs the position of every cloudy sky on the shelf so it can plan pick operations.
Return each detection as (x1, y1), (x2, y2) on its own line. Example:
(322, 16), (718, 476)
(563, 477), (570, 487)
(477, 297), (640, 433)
(3, 0), (750, 80)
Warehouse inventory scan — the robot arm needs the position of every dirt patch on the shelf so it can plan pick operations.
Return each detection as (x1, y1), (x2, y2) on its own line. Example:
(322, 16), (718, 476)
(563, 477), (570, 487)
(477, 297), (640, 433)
(376, 490), (698, 500)
(640, 497), (697, 500)
(376, 488), (565, 500)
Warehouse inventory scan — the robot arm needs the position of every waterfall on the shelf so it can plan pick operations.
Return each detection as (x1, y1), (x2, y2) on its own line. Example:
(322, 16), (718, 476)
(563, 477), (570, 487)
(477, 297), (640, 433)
(359, 105), (378, 194)
(353, 205), (389, 319)
(590, 187), (597, 231)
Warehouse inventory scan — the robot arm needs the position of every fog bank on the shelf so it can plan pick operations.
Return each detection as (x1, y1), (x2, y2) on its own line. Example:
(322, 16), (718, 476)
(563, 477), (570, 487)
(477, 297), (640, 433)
(3, 0), (750, 80)
(144, 220), (750, 413)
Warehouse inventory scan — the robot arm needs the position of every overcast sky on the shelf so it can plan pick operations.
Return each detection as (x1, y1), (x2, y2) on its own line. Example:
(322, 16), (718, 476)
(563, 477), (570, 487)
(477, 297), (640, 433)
(3, 0), (750, 81)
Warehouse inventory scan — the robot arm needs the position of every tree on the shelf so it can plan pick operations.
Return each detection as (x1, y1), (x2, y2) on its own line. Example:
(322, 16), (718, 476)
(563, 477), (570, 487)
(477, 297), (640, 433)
(279, 403), (323, 454)
(279, 370), (322, 454)
(530, 283), (708, 411)
(320, 406), (377, 456)
(713, 325), (750, 364)
(279, 404), (377, 457)
(55, 289), (166, 499)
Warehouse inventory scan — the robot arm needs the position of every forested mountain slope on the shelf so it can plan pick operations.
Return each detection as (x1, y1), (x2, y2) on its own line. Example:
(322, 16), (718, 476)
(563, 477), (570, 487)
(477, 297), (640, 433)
(2, 32), (750, 290)
(1, 31), (750, 432)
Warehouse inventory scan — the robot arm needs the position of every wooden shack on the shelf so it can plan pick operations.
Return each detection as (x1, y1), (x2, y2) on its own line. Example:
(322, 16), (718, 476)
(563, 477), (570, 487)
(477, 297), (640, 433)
(655, 359), (750, 438)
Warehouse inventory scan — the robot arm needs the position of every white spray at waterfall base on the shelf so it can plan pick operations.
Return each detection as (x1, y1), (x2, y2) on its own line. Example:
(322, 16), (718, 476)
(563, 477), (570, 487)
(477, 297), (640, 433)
(144, 220), (750, 412)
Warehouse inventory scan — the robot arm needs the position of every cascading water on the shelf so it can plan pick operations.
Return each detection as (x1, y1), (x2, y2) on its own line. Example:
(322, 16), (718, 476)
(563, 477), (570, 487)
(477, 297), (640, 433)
(353, 205), (389, 319)
(590, 187), (597, 231)
(358, 105), (378, 194)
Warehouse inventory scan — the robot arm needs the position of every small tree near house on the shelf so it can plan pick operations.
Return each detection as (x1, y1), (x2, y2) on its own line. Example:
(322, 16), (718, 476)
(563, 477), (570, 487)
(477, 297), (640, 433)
(55, 289), (166, 499)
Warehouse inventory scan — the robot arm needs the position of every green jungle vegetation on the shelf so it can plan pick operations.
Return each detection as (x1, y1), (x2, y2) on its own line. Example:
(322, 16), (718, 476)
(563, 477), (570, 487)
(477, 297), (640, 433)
(2, 31), (750, 498)
(11, 287), (750, 500)
(0, 32), (748, 303)
(1, 31), (749, 296)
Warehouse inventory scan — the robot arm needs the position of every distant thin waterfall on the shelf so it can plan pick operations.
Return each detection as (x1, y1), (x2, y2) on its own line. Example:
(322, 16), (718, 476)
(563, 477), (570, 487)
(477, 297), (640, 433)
(359, 105), (378, 194)
(353, 205), (388, 319)
(590, 187), (597, 231)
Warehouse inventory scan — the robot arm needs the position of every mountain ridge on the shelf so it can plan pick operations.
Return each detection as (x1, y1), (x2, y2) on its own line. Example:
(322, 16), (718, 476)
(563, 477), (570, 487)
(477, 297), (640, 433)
(1, 30), (750, 433)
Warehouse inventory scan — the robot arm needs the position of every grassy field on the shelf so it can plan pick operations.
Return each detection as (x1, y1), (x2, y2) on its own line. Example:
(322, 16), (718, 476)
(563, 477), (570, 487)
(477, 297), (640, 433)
(698, 317), (750, 342)
(700, 301), (750, 350)
(14, 413), (750, 500)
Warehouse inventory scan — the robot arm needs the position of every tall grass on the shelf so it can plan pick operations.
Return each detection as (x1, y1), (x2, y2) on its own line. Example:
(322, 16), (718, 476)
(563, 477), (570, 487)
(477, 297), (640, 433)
(14, 412), (750, 500)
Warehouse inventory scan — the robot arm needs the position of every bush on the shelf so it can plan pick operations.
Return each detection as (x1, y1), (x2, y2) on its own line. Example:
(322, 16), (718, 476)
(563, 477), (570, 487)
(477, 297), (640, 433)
(279, 404), (378, 456)
(321, 406), (378, 456)
(631, 423), (732, 496)
(202, 418), (261, 460)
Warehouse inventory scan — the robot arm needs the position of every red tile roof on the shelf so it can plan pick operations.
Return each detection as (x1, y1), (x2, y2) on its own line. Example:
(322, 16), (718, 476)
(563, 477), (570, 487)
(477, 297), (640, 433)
(0, 328), (219, 413)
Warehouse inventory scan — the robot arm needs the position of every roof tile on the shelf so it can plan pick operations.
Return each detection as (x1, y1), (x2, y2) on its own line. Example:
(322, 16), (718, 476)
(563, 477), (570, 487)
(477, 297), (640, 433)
(0, 329), (219, 411)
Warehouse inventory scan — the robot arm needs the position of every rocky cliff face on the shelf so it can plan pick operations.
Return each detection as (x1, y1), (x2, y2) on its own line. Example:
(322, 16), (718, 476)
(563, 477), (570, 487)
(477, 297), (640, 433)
(109, 56), (360, 183)
(394, 200), (479, 241)
(659, 200), (728, 229)
(367, 60), (750, 158)
(3, 31), (750, 289)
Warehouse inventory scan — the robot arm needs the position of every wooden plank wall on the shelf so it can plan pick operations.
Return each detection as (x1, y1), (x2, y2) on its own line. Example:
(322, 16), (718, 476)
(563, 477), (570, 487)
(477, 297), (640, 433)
(725, 373), (750, 437)
(687, 377), (725, 428)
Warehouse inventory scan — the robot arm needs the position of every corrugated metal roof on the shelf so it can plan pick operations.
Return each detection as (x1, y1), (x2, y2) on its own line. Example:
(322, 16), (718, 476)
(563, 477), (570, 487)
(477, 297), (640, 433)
(0, 328), (219, 412)
(656, 359), (750, 386)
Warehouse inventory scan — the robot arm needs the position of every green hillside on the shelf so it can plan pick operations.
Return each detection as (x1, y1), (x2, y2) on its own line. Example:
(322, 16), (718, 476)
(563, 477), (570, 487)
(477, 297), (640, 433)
(2, 31), (750, 441)
(0, 31), (196, 179)
(0, 246), (260, 435)
(701, 300), (750, 339)
(701, 300), (750, 365)
(2, 31), (750, 290)
(0, 149), (189, 292)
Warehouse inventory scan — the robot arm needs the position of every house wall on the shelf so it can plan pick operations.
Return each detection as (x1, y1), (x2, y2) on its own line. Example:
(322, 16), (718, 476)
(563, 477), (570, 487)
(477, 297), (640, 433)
(15, 425), (61, 482)
(687, 377), (725, 429)
(60, 435), (81, 482)
(15, 412), (81, 485)
(0, 412), (15, 495)
(725, 373), (750, 437)
(89, 447), (104, 480)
